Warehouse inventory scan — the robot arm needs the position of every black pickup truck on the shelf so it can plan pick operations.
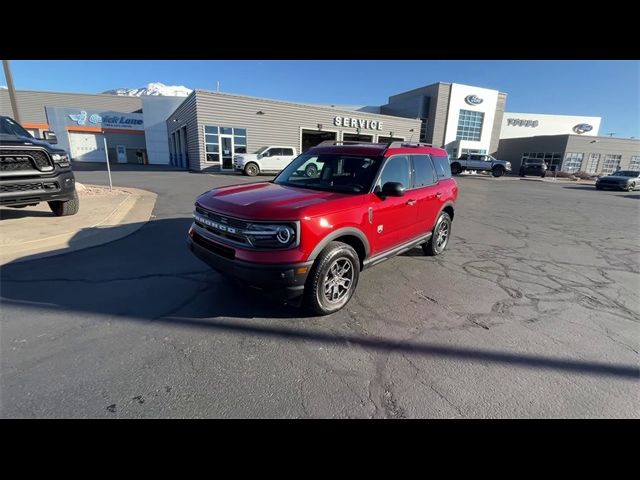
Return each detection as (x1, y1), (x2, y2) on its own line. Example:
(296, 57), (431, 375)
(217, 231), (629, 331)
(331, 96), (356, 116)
(0, 115), (79, 216)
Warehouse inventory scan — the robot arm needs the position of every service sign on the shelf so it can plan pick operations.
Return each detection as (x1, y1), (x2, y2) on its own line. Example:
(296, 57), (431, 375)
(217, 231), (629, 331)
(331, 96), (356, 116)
(333, 116), (383, 131)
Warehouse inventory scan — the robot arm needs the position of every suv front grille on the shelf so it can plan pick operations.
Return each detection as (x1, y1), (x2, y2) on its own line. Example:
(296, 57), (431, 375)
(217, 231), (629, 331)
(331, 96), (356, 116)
(0, 149), (53, 172)
(0, 182), (44, 193)
(194, 206), (252, 246)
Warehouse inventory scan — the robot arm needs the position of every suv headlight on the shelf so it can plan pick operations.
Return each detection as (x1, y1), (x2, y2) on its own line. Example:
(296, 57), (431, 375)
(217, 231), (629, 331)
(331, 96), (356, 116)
(245, 223), (297, 248)
(506, 162), (512, 168)
(51, 153), (70, 167)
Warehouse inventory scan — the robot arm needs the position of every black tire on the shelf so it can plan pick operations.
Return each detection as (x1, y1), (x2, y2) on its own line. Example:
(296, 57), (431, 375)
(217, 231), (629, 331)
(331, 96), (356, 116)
(244, 162), (260, 176)
(492, 166), (505, 177)
(541, 172), (546, 178)
(423, 212), (452, 256)
(304, 163), (318, 177)
(48, 191), (79, 216)
(451, 163), (462, 175)
(596, 185), (603, 190)
(304, 241), (360, 315)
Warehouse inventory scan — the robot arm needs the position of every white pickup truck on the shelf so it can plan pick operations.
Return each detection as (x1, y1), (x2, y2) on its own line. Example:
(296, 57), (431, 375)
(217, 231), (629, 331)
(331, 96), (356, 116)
(233, 146), (297, 176)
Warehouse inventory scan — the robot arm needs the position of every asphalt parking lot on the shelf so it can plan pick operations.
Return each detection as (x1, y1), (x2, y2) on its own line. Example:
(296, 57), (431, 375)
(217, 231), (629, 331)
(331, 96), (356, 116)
(1, 167), (638, 418)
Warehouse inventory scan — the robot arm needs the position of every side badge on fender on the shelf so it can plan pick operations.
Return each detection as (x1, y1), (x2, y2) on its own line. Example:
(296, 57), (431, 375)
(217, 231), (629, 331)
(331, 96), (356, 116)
(377, 225), (384, 234)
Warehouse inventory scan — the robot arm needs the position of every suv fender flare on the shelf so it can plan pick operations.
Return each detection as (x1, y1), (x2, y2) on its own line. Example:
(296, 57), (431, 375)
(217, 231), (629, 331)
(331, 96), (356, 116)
(307, 227), (370, 262)
(436, 202), (455, 222)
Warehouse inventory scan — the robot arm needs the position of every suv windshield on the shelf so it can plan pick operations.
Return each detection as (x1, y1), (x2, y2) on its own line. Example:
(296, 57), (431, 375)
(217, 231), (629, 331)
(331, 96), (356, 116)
(0, 116), (33, 138)
(526, 159), (544, 165)
(273, 153), (382, 194)
(254, 147), (269, 154)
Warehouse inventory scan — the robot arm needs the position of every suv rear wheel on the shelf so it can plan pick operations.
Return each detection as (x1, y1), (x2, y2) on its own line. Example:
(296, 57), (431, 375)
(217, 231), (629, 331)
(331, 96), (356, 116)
(451, 162), (462, 175)
(423, 212), (452, 256)
(48, 191), (79, 216)
(305, 241), (360, 315)
(244, 162), (260, 176)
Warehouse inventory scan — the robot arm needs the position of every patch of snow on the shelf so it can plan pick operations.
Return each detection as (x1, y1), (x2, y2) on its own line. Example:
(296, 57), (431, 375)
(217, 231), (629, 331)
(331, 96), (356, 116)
(102, 82), (192, 97)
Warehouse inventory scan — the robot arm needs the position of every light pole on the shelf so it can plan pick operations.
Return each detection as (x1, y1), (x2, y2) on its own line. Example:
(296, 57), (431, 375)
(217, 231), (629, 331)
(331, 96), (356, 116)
(2, 60), (21, 124)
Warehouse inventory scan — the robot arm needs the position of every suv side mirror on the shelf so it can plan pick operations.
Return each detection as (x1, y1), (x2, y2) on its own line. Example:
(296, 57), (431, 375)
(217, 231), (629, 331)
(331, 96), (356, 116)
(43, 131), (58, 144)
(380, 182), (405, 197)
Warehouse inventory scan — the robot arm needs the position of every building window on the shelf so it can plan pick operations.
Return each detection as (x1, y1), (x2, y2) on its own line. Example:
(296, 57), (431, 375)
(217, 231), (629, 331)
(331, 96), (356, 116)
(522, 152), (562, 171)
(629, 155), (640, 171)
(601, 154), (622, 174)
(461, 148), (486, 156)
(584, 153), (600, 174)
(456, 109), (484, 141)
(562, 152), (584, 173)
(204, 125), (248, 161)
(419, 118), (428, 142)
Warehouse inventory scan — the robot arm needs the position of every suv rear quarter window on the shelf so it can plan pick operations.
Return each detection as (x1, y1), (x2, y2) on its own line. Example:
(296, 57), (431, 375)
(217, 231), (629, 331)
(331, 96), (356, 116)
(432, 155), (452, 179)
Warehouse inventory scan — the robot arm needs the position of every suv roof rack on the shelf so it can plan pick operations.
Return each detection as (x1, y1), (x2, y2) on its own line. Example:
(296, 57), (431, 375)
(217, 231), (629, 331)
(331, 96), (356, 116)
(316, 140), (383, 146)
(387, 141), (433, 149)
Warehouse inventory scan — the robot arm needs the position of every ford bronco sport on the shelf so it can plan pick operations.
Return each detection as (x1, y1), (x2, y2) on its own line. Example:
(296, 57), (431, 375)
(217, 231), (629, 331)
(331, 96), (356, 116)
(188, 141), (457, 315)
(0, 115), (79, 216)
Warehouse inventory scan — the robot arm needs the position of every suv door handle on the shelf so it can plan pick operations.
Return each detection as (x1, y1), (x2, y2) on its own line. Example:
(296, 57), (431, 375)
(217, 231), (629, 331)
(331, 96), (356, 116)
(435, 192), (442, 198)
(406, 199), (417, 206)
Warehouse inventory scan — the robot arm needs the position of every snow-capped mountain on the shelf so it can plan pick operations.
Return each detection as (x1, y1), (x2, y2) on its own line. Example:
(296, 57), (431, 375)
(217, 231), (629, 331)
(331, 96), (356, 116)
(102, 82), (192, 97)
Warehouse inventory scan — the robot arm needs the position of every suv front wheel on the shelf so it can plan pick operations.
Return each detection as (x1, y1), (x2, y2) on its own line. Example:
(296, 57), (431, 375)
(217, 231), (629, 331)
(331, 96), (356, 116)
(492, 166), (505, 177)
(48, 191), (80, 216)
(244, 162), (260, 176)
(305, 241), (360, 315)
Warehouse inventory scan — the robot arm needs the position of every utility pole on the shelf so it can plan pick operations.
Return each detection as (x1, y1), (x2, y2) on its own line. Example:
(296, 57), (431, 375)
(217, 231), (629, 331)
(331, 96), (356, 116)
(607, 132), (616, 137)
(2, 60), (21, 124)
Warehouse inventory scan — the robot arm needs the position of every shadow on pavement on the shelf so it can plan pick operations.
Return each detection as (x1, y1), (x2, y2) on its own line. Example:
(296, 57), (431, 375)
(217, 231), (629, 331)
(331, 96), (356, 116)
(0, 208), (56, 219)
(1, 216), (638, 380)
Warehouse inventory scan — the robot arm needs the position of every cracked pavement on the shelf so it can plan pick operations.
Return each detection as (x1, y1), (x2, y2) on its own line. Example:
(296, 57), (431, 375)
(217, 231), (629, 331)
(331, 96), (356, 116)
(1, 168), (638, 418)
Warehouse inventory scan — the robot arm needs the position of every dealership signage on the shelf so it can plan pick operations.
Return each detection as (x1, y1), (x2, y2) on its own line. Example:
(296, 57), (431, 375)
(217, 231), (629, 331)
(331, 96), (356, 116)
(507, 118), (539, 128)
(573, 123), (593, 134)
(465, 95), (483, 105)
(68, 110), (143, 129)
(333, 116), (383, 130)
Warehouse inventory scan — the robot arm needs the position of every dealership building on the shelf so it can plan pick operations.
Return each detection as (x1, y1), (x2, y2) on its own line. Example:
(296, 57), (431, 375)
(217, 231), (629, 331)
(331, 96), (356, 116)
(2, 82), (638, 175)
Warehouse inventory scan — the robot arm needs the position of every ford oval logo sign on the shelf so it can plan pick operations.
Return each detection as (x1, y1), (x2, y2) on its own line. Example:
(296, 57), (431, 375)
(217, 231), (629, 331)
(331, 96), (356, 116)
(465, 95), (483, 105)
(573, 123), (593, 134)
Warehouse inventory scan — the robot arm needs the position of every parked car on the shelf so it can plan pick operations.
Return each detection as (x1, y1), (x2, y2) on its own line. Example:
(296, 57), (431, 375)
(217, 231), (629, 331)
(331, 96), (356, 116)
(595, 170), (640, 191)
(450, 153), (512, 177)
(188, 141), (458, 315)
(519, 158), (548, 177)
(233, 146), (297, 176)
(0, 115), (79, 216)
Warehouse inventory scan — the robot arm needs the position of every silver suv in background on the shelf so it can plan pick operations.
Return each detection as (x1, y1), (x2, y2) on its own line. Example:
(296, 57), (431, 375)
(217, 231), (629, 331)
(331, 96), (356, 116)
(450, 153), (512, 177)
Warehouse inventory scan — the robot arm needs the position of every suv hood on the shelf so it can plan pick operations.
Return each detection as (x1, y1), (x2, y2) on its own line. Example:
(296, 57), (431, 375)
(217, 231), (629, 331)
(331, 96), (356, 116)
(196, 181), (364, 220)
(0, 133), (65, 153)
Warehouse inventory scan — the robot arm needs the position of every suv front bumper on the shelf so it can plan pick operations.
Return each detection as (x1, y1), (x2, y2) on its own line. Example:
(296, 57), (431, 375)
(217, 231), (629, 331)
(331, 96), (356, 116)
(0, 171), (76, 206)
(188, 228), (312, 301)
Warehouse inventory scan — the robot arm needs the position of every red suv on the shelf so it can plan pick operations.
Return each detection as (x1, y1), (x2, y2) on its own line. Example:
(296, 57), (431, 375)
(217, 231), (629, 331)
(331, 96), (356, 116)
(188, 141), (458, 315)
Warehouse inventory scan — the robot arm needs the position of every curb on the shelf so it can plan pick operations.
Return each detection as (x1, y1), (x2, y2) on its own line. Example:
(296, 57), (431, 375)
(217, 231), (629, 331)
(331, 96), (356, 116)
(0, 185), (157, 266)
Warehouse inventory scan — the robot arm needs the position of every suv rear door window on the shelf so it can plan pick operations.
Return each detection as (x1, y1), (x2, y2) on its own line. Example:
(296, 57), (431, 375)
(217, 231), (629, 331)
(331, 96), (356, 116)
(412, 155), (437, 187)
(281, 148), (294, 156)
(432, 155), (452, 179)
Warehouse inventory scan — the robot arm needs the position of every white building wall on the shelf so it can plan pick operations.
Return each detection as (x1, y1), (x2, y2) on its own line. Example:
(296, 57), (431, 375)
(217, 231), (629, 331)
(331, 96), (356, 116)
(443, 83), (500, 155)
(500, 112), (601, 139)
(142, 96), (188, 164)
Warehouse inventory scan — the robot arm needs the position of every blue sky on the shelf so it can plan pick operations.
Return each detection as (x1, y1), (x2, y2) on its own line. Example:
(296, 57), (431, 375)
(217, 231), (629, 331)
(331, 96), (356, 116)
(2, 60), (639, 137)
